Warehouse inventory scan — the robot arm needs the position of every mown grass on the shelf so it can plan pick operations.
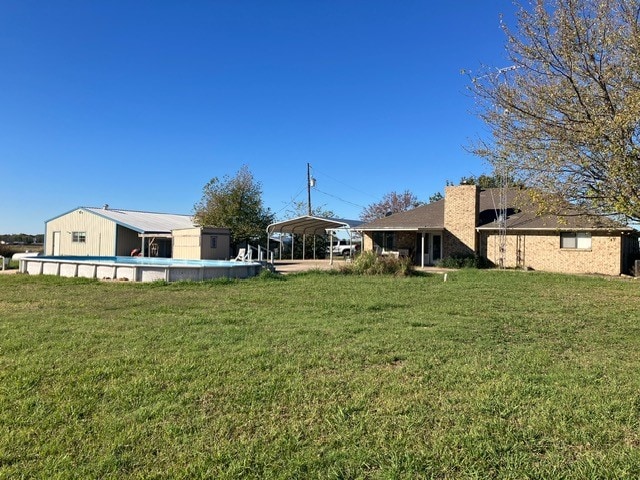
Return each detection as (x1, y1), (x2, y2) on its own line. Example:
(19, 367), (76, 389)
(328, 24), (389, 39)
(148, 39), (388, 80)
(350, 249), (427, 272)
(1, 270), (640, 478)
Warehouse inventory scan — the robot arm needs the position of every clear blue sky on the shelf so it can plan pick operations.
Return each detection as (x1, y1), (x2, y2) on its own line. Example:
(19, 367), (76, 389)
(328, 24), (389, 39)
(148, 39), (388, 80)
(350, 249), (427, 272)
(1, 1), (516, 234)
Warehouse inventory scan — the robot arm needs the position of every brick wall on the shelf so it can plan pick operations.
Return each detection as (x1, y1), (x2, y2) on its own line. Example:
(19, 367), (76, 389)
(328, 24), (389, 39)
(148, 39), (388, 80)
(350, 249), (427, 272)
(479, 231), (623, 276)
(443, 185), (479, 257)
(363, 233), (374, 251)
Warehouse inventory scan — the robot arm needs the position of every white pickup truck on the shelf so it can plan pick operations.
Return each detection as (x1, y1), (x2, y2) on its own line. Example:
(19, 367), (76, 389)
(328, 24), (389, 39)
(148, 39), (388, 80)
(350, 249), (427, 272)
(327, 239), (360, 257)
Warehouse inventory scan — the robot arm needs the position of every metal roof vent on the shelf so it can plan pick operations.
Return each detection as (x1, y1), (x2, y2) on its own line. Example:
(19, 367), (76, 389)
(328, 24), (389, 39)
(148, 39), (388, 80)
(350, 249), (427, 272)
(103, 204), (109, 210)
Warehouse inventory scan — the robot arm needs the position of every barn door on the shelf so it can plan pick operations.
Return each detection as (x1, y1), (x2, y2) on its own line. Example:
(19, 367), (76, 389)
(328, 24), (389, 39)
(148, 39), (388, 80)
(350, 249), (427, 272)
(52, 231), (61, 255)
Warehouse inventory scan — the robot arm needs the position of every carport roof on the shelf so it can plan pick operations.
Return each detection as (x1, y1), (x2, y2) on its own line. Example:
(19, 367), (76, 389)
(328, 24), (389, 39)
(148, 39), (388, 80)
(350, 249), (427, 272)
(267, 216), (362, 236)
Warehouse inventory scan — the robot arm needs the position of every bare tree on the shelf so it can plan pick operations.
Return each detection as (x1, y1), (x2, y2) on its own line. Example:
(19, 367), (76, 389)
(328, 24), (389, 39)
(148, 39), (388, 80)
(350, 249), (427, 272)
(284, 200), (335, 220)
(471, 0), (640, 221)
(360, 190), (423, 222)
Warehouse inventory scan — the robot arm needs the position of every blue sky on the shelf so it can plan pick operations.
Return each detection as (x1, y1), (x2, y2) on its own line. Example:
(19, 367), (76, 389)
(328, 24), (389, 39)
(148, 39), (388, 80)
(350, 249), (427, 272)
(1, 1), (516, 234)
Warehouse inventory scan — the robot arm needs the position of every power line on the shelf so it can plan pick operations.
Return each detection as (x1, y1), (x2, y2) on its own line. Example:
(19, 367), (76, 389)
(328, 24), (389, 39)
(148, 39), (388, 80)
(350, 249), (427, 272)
(277, 165), (369, 219)
(314, 187), (367, 210)
(273, 184), (307, 217)
(312, 168), (379, 201)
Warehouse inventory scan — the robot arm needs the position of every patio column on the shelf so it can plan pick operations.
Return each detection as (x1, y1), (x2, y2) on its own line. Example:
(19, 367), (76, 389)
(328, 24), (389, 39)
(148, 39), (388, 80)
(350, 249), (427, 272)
(421, 232), (425, 268)
(329, 230), (334, 266)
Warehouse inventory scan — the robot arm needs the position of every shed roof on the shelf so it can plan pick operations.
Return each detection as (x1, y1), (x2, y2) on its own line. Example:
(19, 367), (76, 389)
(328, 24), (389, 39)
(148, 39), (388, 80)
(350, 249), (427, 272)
(82, 207), (195, 233)
(267, 216), (362, 236)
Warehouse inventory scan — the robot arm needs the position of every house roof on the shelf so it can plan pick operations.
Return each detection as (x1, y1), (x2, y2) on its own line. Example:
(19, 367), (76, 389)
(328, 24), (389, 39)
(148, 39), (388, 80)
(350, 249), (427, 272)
(477, 189), (633, 231)
(357, 188), (634, 232)
(82, 207), (195, 233)
(356, 200), (445, 231)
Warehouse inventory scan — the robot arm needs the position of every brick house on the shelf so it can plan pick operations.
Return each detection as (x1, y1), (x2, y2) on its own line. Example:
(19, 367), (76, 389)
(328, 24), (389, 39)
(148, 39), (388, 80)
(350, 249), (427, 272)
(357, 185), (639, 276)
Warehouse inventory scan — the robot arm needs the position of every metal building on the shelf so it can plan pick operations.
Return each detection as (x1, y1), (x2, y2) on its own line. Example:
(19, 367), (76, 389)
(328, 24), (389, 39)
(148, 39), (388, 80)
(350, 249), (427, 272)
(44, 206), (199, 258)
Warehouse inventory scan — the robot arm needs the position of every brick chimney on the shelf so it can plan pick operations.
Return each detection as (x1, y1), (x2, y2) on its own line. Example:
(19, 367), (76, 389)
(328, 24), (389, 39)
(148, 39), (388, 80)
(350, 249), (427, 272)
(444, 185), (480, 256)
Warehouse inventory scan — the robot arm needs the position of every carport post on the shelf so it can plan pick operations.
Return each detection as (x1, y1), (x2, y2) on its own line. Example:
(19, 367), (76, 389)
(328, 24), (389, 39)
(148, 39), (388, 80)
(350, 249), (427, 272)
(302, 234), (306, 260)
(329, 230), (334, 265)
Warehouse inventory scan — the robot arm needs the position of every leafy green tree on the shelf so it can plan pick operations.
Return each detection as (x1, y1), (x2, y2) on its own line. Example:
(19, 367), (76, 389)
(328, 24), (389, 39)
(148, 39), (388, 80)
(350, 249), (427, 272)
(432, 174), (520, 202)
(458, 174), (500, 189)
(194, 165), (274, 251)
(428, 192), (444, 203)
(360, 190), (423, 222)
(471, 0), (640, 221)
(453, 174), (522, 188)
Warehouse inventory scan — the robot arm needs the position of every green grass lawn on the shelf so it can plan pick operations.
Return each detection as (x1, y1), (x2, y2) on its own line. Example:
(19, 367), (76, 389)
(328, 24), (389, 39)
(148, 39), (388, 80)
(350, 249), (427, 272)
(1, 270), (640, 478)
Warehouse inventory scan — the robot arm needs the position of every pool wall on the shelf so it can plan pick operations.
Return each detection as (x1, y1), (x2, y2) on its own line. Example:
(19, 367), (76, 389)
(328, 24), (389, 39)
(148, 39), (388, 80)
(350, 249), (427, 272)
(19, 256), (263, 282)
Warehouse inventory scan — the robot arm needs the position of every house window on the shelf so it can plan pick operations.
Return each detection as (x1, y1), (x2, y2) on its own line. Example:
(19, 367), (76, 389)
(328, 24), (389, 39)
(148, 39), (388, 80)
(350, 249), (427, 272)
(560, 232), (591, 250)
(210, 236), (217, 249)
(71, 231), (86, 243)
(373, 232), (396, 250)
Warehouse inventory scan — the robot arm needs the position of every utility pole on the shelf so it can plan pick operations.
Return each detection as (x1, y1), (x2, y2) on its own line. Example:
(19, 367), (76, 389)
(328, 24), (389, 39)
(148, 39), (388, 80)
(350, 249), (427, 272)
(307, 163), (315, 216)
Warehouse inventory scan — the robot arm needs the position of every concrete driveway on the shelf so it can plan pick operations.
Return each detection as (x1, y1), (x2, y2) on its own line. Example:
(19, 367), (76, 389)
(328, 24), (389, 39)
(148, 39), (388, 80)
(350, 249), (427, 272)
(272, 259), (341, 274)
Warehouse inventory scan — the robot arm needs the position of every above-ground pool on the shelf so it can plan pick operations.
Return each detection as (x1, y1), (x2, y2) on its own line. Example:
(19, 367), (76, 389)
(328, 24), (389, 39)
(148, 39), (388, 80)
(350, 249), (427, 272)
(19, 256), (263, 282)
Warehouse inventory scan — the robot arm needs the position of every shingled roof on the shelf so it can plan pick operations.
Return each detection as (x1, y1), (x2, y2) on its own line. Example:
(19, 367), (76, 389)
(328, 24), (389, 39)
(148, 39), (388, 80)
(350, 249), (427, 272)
(357, 188), (633, 232)
(357, 200), (445, 230)
(477, 189), (632, 231)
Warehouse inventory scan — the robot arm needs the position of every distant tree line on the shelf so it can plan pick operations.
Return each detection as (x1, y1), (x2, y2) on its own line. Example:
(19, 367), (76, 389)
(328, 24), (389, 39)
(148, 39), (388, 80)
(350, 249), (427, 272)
(0, 234), (44, 244)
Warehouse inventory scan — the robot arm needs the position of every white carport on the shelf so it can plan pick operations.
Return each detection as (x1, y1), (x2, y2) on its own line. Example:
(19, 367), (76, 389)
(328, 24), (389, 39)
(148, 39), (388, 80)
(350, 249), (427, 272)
(266, 216), (362, 264)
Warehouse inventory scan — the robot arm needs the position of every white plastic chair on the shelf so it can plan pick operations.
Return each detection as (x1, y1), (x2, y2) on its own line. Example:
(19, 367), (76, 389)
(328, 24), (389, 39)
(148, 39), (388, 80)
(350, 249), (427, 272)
(233, 248), (247, 261)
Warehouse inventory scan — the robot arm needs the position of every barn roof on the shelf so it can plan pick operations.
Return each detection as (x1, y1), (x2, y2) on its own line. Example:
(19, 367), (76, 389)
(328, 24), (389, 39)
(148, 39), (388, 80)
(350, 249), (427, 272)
(82, 207), (195, 233)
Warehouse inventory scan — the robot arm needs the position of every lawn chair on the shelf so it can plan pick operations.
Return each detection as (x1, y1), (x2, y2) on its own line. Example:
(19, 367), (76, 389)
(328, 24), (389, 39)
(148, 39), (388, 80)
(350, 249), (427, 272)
(233, 248), (247, 261)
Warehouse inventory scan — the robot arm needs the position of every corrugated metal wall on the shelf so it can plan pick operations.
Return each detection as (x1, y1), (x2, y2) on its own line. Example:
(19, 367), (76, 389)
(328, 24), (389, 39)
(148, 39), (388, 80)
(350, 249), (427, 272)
(115, 225), (141, 256)
(45, 209), (118, 256)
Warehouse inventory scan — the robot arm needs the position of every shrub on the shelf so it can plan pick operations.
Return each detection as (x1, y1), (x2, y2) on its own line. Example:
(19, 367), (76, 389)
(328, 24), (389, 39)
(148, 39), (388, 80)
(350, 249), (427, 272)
(0, 244), (13, 258)
(339, 251), (415, 276)
(257, 268), (286, 281)
(437, 253), (490, 269)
